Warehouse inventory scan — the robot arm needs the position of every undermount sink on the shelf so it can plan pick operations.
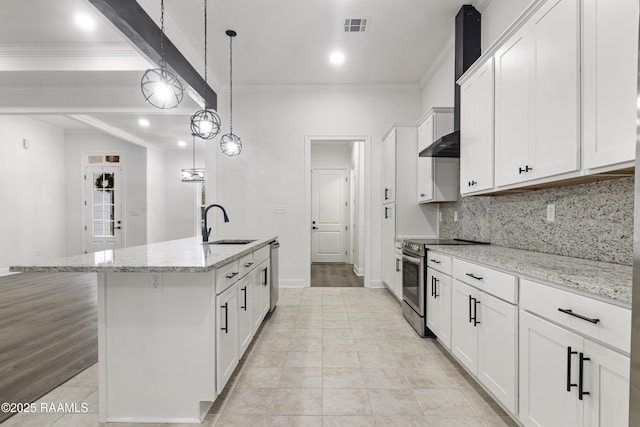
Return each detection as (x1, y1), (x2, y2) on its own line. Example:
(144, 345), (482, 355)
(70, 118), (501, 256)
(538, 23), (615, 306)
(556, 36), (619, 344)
(204, 239), (256, 245)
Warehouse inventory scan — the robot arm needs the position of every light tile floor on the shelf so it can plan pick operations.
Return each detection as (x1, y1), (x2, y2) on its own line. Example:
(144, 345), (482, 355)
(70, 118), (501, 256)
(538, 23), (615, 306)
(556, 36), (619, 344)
(2, 287), (518, 427)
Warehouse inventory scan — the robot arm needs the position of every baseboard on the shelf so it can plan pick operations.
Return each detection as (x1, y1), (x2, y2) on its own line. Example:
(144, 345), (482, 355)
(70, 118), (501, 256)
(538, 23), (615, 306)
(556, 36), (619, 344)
(0, 268), (19, 277)
(352, 265), (364, 276)
(368, 279), (385, 289)
(278, 279), (308, 288)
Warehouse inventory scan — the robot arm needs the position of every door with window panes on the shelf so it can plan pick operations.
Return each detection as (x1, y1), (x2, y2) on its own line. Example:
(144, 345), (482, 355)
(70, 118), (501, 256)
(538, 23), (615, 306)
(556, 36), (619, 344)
(84, 163), (122, 253)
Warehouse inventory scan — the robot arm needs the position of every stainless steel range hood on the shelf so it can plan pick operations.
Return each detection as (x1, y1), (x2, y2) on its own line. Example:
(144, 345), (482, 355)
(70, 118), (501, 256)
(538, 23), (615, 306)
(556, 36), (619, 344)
(420, 5), (480, 158)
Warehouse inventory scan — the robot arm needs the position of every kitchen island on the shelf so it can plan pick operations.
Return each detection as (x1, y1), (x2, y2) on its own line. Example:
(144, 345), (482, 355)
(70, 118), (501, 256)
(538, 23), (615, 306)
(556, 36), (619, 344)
(11, 236), (278, 424)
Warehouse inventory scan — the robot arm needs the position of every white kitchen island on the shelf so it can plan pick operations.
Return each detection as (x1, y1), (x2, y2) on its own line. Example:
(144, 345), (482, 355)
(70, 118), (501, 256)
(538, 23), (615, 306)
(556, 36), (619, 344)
(10, 236), (278, 424)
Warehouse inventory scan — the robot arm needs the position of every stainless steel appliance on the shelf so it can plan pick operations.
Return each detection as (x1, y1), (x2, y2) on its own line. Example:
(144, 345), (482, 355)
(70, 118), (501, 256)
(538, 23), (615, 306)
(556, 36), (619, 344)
(401, 238), (487, 337)
(269, 241), (280, 313)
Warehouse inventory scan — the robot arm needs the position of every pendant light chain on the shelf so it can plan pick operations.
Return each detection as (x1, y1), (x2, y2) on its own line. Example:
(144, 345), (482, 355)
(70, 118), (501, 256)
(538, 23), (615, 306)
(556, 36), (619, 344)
(204, 0), (208, 89)
(229, 34), (233, 134)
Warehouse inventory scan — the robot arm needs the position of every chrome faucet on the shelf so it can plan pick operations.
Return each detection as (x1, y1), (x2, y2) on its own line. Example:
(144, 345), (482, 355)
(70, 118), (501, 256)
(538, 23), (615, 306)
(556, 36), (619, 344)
(202, 204), (230, 242)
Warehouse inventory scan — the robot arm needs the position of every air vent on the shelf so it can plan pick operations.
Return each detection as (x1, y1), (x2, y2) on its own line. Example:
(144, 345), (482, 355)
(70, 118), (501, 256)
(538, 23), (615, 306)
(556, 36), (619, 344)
(344, 18), (368, 32)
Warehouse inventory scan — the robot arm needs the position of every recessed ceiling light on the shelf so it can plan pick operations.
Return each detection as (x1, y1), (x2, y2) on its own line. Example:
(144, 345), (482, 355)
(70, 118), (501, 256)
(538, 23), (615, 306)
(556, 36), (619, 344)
(74, 13), (96, 31)
(177, 140), (187, 147)
(138, 118), (150, 127)
(329, 51), (345, 65)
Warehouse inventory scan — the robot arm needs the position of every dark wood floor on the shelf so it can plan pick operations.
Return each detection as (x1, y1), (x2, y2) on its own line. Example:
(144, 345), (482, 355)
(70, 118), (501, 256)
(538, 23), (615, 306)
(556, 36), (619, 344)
(0, 272), (98, 423)
(310, 263), (364, 287)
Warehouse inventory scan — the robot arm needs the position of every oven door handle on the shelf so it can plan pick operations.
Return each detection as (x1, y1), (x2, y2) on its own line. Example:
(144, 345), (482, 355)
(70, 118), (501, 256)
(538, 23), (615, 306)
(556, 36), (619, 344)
(401, 253), (422, 265)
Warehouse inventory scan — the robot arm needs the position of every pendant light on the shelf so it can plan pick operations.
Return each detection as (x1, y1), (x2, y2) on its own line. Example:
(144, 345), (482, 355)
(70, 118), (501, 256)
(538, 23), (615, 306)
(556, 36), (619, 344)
(140, 0), (184, 109)
(181, 134), (206, 183)
(220, 30), (242, 156)
(190, 0), (221, 140)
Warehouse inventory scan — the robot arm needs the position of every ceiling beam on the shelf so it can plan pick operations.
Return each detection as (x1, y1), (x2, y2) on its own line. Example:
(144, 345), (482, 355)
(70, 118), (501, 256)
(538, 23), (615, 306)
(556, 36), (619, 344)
(88, 0), (217, 110)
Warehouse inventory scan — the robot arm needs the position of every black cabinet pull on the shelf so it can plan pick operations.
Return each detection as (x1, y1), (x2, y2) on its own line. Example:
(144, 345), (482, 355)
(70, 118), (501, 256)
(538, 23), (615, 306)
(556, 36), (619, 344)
(434, 277), (439, 298)
(429, 259), (441, 264)
(465, 273), (483, 281)
(241, 286), (247, 311)
(221, 303), (229, 333)
(226, 271), (239, 279)
(384, 207), (389, 219)
(263, 267), (269, 286)
(468, 294), (473, 323)
(384, 188), (390, 200)
(578, 352), (591, 400)
(430, 276), (434, 297)
(567, 346), (578, 392)
(557, 308), (600, 324)
(244, 262), (254, 268)
(396, 258), (400, 272)
(468, 180), (477, 186)
(518, 165), (533, 174)
(473, 299), (480, 326)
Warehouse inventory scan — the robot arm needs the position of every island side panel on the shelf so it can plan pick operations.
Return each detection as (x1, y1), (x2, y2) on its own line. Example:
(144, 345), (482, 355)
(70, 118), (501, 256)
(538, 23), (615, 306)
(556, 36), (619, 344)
(99, 271), (216, 423)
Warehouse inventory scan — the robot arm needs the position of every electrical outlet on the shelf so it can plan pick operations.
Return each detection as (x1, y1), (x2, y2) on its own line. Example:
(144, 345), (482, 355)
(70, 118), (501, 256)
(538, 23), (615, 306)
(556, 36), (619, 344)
(454, 211), (458, 222)
(546, 204), (555, 222)
(149, 274), (163, 292)
(439, 211), (443, 222)
(274, 206), (285, 214)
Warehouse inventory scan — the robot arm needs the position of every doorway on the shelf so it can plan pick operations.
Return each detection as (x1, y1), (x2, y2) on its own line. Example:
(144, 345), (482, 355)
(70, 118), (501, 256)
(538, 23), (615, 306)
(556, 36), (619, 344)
(307, 139), (368, 287)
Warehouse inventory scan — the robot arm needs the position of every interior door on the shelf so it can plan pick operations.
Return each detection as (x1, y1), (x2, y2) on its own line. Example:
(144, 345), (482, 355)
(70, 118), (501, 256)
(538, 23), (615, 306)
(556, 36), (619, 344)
(311, 169), (349, 263)
(84, 166), (122, 253)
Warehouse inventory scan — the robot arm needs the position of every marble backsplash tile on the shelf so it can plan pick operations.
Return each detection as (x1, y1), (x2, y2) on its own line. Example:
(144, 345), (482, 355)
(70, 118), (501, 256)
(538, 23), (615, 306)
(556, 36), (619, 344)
(438, 177), (634, 265)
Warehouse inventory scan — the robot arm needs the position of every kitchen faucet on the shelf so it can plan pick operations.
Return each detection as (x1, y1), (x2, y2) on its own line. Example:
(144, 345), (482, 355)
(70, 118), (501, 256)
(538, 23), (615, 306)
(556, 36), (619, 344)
(202, 204), (230, 242)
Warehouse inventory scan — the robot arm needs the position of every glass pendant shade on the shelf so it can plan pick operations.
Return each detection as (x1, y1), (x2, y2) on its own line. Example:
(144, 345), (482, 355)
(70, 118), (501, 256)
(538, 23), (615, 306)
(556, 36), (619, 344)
(190, 109), (221, 139)
(141, 64), (184, 109)
(220, 133), (242, 156)
(181, 167), (205, 183)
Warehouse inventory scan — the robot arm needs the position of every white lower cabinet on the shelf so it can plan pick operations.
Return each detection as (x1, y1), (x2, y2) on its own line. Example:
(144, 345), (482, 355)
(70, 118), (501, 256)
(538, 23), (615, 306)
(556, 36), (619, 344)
(237, 275), (252, 356)
(252, 260), (270, 334)
(216, 282), (238, 393)
(426, 269), (452, 349)
(451, 279), (517, 414)
(519, 311), (629, 427)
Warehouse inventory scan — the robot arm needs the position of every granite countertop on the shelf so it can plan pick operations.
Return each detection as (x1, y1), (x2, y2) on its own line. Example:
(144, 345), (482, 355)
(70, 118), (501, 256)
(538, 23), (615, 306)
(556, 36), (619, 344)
(425, 244), (632, 306)
(10, 236), (278, 274)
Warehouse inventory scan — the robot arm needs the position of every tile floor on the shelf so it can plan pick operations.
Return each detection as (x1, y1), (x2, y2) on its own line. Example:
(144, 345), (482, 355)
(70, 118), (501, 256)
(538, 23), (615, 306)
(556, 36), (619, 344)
(2, 287), (517, 427)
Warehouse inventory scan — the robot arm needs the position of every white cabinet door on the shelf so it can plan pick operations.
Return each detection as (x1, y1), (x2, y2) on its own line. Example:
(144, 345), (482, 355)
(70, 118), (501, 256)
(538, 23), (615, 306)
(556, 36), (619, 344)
(216, 283), (239, 392)
(251, 267), (265, 334)
(451, 280), (479, 373)
(519, 311), (581, 427)
(417, 117), (434, 203)
(582, 0), (638, 169)
(427, 270), (452, 350)
(237, 275), (253, 357)
(476, 292), (517, 413)
(460, 57), (494, 194)
(382, 130), (396, 204)
(529, 0), (580, 180)
(583, 340), (630, 427)
(394, 250), (403, 301)
(381, 204), (396, 290)
(494, 25), (530, 187)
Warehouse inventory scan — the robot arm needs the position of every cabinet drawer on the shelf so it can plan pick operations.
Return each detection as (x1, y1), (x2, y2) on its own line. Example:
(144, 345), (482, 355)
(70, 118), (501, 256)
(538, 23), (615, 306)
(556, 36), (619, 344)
(453, 258), (517, 303)
(254, 245), (270, 266)
(520, 279), (631, 353)
(216, 261), (240, 294)
(238, 254), (255, 278)
(427, 251), (451, 275)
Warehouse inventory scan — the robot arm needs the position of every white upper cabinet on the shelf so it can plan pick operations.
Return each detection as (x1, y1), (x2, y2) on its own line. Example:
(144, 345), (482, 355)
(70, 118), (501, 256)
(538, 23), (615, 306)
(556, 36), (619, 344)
(382, 130), (396, 204)
(495, 0), (580, 187)
(417, 108), (458, 203)
(582, 0), (638, 170)
(460, 57), (495, 194)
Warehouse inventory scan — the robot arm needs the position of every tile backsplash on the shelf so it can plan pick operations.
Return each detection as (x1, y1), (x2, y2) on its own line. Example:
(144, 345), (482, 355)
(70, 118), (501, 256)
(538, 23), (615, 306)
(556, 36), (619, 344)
(438, 177), (634, 265)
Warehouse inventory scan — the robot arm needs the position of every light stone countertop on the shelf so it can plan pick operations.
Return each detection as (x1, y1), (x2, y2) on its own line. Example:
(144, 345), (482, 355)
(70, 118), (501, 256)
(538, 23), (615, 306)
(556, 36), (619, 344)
(425, 244), (632, 306)
(10, 236), (278, 273)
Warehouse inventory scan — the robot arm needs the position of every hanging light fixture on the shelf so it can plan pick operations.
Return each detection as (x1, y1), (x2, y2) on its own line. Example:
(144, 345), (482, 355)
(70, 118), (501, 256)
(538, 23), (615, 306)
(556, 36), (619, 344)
(190, 0), (221, 140)
(220, 29), (242, 156)
(140, 0), (184, 109)
(181, 134), (206, 183)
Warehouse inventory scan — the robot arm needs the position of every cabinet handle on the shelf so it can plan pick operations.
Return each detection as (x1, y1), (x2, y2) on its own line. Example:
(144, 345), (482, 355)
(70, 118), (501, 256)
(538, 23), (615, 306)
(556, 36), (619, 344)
(429, 259), (441, 264)
(578, 352), (591, 400)
(557, 308), (600, 324)
(473, 299), (480, 326)
(468, 295), (473, 323)
(434, 277), (439, 298)
(244, 262), (254, 268)
(241, 286), (247, 311)
(420, 193), (426, 197)
(566, 346), (578, 392)
(226, 271), (239, 279)
(263, 267), (269, 286)
(465, 273), (483, 281)
(384, 188), (390, 200)
(221, 303), (228, 333)
(431, 276), (435, 297)
(396, 258), (400, 272)
(385, 207), (389, 219)
(468, 180), (477, 187)
(519, 165), (533, 174)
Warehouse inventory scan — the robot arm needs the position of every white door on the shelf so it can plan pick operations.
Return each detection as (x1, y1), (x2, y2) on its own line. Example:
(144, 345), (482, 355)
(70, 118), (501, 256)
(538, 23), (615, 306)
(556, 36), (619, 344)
(434, 272), (452, 350)
(451, 280), (479, 373)
(519, 311), (581, 427)
(311, 169), (349, 263)
(84, 166), (123, 253)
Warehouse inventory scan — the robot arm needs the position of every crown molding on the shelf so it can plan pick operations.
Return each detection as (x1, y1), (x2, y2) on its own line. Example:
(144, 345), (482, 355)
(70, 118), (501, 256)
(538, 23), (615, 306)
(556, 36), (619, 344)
(418, 34), (454, 90)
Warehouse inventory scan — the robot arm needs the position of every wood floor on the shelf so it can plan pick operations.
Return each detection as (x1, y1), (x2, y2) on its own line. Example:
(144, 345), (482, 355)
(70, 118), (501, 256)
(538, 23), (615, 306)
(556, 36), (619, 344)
(0, 272), (98, 424)
(310, 263), (364, 287)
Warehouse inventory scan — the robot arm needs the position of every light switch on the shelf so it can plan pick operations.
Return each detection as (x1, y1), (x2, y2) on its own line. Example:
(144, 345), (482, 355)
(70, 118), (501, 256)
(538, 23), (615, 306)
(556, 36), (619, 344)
(546, 204), (555, 222)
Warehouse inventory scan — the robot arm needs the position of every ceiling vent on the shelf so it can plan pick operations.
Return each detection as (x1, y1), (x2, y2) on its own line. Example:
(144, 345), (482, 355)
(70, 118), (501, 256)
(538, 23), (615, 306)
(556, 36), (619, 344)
(344, 18), (368, 32)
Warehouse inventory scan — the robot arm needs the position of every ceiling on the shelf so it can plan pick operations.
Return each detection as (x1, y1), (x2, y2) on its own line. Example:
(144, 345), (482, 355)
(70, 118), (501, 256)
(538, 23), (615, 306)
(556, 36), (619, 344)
(0, 0), (477, 150)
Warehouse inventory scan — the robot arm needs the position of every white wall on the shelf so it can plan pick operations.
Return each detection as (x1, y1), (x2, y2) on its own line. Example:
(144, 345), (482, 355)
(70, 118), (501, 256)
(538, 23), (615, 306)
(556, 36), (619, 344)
(311, 143), (352, 169)
(164, 149), (201, 241)
(0, 117), (66, 271)
(65, 130), (147, 255)
(147, 146), (166, 244)
(481, 0), (533, 49)
(420, 49), (455, 113)
(207, 88), (421, 287)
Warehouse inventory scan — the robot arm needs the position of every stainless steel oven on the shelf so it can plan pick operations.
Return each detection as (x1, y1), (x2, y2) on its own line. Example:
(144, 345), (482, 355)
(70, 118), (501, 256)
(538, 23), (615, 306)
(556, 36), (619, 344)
(401, 238), (488, 337)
